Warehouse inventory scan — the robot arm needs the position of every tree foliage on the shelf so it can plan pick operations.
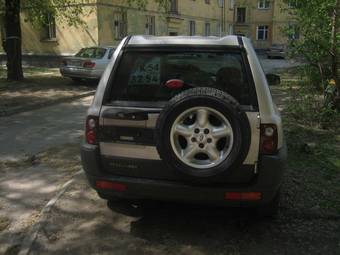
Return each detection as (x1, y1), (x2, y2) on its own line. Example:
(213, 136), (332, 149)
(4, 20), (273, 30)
(0, 0), (93, 26)
(20, 0), (93, 27)
(284, 0), (340, 92)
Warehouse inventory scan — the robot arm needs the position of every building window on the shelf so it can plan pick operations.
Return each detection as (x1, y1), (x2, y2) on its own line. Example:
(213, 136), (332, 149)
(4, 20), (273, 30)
(114, 11), (127, 40)
(258, 0), (270, 9)
(189, 21), (196, 36)
(204, 22), (211, 36)
(229, 0), (234, 9)
(145, 16), (155, 35)
(169, 0), (178, 14)
(43, 13), (56, 40)
(236, 8), (246, 23)
(257, 25), (269, 40)
(288, 0), (297, 8)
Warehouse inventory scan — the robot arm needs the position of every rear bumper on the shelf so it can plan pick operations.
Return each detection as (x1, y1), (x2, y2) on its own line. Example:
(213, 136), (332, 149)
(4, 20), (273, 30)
(81, 143), (287, 207)
(60, 67), (101, 79)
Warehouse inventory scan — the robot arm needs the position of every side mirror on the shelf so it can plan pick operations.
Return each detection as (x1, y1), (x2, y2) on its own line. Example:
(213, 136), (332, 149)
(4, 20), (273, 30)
(266, 74), (281, 86)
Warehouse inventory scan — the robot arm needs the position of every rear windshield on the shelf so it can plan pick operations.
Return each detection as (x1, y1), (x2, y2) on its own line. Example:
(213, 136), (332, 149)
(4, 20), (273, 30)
(110, 50), (253, 105)
(75, 47), (107, 59)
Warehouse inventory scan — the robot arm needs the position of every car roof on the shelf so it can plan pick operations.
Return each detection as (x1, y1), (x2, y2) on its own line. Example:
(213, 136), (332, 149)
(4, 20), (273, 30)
(127, 35), (241, 47)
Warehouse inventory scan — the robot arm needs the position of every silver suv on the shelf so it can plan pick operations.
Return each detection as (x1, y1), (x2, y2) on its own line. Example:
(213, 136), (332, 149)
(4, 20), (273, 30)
(81, 35), (286, 216)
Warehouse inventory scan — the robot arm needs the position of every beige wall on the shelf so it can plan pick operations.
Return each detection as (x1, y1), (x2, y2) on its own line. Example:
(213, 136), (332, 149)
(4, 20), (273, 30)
(178, 0), (223, 36)
(0, 5), (99, 55)
(233, 0), (274, 48)
(231, 0), (296, 49)
(97, 0), (168, 46)
(21, 6), (98, 55)
(272, 0), (296, 45)
(0, 0), (297, 55)
(97, 0), (226, 46)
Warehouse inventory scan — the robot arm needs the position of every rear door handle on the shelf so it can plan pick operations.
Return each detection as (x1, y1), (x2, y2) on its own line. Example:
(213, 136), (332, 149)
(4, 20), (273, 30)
(101, 109), (160, 121)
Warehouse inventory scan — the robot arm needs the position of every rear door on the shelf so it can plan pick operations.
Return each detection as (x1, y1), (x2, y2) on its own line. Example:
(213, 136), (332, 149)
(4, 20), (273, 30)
(98, 47), (260, 183)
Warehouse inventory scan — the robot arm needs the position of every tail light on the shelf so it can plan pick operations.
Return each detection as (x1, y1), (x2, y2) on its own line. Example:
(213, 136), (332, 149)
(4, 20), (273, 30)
(260, 124), (278, 155)
(95, 181), (127, 192)
(86, 116), (99, 145)
(225, 192), (262, 201)
(83, 61), (96, 68)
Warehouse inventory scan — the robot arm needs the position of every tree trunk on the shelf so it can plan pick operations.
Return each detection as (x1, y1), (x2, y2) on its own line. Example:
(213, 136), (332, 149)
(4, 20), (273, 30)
(5, 0), (23, 81)
(330, 0), (340, 108)
(331, 0), (339, 89)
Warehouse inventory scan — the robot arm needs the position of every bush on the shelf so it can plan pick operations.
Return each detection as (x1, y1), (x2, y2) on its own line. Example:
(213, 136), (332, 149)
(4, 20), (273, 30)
(285, 75), (340, 129)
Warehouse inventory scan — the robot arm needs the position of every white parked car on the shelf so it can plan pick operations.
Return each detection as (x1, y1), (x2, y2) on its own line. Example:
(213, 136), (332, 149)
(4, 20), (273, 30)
(60, 46), (115, 82)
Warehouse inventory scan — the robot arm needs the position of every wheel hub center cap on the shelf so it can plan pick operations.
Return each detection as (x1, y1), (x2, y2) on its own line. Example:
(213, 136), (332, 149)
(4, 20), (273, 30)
(198, 134), (204, 142)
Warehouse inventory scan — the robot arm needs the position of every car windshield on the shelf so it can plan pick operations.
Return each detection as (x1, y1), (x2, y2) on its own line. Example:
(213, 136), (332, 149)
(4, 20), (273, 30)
(110, 50), (252, 105)
(75, 47), (107, 59)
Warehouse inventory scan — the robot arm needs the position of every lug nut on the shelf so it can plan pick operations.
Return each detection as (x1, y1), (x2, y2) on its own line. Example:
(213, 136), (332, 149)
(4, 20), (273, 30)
(199, 143), (204, 149)
(191, 137), (197, 143)
(204, 129), (210, 134)
(207, 138), (212, 143)
(194, 128), (200, 134)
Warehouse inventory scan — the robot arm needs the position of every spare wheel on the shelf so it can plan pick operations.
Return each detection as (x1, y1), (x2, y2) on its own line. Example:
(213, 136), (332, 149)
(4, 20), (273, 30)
(155, 87), (251, 178)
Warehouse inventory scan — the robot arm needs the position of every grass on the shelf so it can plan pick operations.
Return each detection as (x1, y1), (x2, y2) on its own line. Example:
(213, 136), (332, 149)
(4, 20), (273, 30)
(275, 69), (340, 214)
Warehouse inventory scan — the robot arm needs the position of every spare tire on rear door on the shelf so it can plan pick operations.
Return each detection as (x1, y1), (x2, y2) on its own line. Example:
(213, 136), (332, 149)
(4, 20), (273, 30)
(155, 87), (251, 178)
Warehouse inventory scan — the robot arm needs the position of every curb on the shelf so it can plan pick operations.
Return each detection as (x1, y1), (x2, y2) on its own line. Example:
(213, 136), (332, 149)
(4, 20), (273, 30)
(18, 170), (83, 255)
(0, 91), (95, 118)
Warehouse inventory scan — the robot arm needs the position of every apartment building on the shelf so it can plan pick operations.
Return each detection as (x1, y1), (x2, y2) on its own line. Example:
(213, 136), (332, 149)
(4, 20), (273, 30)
(0, 0), (228, 56)
(231, 0), (297, 49)
(0, 0), (296, 58)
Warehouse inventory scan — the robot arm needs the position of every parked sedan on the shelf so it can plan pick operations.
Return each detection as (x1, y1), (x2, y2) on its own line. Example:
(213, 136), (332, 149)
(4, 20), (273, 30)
(267, 44), (286, 59)
(60, 46), (115, 82)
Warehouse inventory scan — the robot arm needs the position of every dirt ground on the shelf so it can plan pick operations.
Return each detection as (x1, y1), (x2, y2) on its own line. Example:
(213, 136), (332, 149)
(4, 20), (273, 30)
(28, 173), (340, 255)
(26, 82), (340, 255)
(0, 67), (95, 117)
